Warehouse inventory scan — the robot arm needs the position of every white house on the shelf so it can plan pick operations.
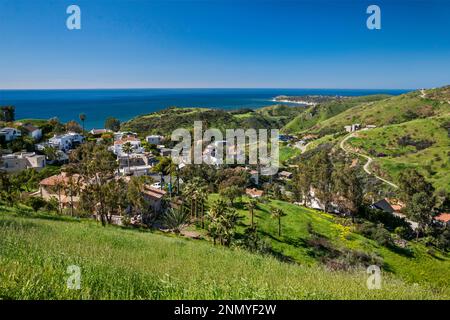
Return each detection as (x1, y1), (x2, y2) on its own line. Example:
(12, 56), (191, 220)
(0, 152), (46, 173)
(22, 124), (42, 140)
(111, 136), (143, 156)
(47, 132), (84, 151)
(0, 127), (21, 142)
(145, 135), (163, 145)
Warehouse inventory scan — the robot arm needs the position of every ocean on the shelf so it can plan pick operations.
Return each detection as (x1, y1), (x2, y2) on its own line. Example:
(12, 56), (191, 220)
(0, 88), (411, 130)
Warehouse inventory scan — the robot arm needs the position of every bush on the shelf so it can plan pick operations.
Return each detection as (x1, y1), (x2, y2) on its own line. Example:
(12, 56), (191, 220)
(357, 222), (394, 247)
(26, 197), (47, 212)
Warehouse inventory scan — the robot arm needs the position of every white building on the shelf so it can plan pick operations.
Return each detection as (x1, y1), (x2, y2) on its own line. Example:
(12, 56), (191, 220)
(47, 132), (84, 151)
(111, 136), (143, 156)
(0, 127), (21, 142)
(22, 124), (42, 140)
(145, 135), (163, 145)
(0, 152), (46, 173)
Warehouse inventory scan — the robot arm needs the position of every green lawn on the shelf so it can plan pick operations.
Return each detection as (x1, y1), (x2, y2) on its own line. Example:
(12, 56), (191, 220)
(0, 204), (447, 299)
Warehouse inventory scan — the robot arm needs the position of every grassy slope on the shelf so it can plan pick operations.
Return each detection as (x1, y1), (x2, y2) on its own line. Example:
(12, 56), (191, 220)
(307, 89), (449, 135)
(122, 105), (305, 137)
(0, 205), (447, 300)
(205, 195), (450, 295)
(282, 95), (391, 134)
(347, 116), (450, 192)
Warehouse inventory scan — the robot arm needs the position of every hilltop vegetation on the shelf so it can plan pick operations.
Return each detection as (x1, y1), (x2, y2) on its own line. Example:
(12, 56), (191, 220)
(347, 116), (450, 192)
(283, 95), (391, 134)
(0, 205), (448, 300)
(305, 90), (449, 136)
(122, 105), (305, 136)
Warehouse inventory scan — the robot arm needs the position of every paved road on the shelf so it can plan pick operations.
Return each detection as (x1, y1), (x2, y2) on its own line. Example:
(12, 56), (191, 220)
(339, 131), (399, 189)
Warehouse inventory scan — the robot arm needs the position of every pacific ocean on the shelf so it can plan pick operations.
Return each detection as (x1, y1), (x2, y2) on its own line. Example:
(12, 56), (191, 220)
(0, 88), (411, 130)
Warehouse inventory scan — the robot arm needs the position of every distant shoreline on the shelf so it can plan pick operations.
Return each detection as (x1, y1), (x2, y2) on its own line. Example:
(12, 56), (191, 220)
(271, 98), (316, 106)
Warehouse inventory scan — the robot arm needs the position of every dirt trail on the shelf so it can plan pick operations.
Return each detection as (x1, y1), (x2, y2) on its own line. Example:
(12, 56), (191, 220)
(340, 131), (399, 189)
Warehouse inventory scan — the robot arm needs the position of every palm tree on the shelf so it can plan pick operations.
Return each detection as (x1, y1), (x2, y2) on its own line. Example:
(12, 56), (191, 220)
(79, 113), (86, 133)
(122, 142), (133, 174)
(196, 187), (208, 228)
(43, 145), (59, 163)
(162, 208), (190, 234)
(271, 207), (286, 237)
(246, 198), (257, 228)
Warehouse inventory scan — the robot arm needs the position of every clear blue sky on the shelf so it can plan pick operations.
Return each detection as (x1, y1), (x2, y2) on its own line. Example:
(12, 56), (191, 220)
(0, 0), (449, 89)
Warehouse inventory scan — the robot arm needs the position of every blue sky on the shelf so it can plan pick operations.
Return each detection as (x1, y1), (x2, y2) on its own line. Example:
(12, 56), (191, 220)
(0, 0), (449, 89)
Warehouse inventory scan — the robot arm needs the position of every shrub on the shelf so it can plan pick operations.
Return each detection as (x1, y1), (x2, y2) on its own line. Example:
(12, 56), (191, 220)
(357, 222), (394, 247)
(26, 197), (47, 212)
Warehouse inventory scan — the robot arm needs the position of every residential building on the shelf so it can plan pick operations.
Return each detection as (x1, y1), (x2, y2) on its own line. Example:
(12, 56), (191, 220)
(435, 213), (450, 226)
(145, 135), (163, 145)
(22, 124), (42, 140)
(278, 171), (293, 180)
(0, 127), (21, 142)
(45, 132), (84, 151)
(0, 152), (46, 173)
(39, 173), (82, 208)
(142, 185), (167, 213)
(344, 124), (361, 133)
(245, 188), (263, 198)
(89, 128), (112, 136)
(111, 135), (143, 156)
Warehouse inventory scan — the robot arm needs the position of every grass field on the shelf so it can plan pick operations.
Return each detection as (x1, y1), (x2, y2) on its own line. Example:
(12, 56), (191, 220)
(203, 195), (450, 294)
(0, 204), (448, 300)
(347, 116), (450, 192)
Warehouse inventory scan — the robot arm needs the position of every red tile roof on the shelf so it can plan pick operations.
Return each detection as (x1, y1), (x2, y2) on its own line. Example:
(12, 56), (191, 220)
(142, 185), (166, 200)
(245, 188), (263, 198)
(435, 213), (450, 223)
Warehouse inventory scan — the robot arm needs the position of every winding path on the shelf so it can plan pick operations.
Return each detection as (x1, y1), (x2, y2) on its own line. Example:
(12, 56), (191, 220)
(339, 131), (399, 189)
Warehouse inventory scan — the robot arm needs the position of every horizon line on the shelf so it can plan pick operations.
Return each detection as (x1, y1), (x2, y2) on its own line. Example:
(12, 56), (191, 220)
(0, 87), (417, 91)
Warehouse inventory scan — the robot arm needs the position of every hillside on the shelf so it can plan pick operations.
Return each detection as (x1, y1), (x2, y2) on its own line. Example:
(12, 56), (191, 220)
(282, 95), (391, 134)
(0, 205), (448, 299)
(304, 88), (450, 136)
(346, 116), (450, 192)
(122, 105), (305, 137)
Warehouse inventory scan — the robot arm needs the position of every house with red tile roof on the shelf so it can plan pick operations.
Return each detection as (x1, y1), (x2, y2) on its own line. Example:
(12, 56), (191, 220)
(435, 213), (450, 225)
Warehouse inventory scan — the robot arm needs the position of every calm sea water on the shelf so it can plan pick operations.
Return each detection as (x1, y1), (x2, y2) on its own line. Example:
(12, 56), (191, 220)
(0, 88), (411, 130)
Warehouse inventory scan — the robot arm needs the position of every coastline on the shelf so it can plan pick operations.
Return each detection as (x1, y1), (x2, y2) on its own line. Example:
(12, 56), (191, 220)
(271, 98), (316, 106)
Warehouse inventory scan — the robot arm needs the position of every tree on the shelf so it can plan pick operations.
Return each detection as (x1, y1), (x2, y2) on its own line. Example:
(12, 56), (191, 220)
(104, 117), (121, 132)
(79, 113), (86, 133)
(219, 185), (241, 206)
(162, 208), (190, 234)
(62, 164), (81, 217)
(311, 150), (333, 212)
(0, 106), (15, 122)
(127, 176), (147, 216)
(27, 196), (47, 212)
(332, 166), (364, 222)
(398, 168), (435, 204)
(70, 143), (118, 226)
(43, 145), (59, 163)
(152, 157), (176, 194)
(246, 198), (258, 228)
(271, 207), (286, 237)
(293, 162), (313, 206)
(65, 120), (82, 133)
(207, 199), (238, 246)
(407, 192), (436, 239)
(122, 142), (134, 174)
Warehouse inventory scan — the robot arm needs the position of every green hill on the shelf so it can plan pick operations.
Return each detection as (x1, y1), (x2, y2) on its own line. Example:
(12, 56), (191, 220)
(346, 116), (450, 192)
(1, 201), (448, 299)
(304, 88), (450, 136)
(122, 105), (305, 137)
(282, 95), (391, 134)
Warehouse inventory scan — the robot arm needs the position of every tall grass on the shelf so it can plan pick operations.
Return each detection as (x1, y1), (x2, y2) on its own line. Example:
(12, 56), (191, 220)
(0, 211), (447, 300)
